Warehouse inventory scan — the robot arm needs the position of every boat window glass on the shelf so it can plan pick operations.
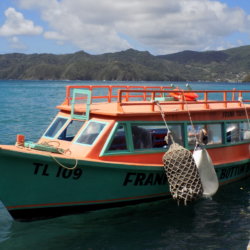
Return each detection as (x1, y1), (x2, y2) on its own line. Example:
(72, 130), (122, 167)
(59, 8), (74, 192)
(240, 122), (250, 141)
(76, 121), (106, 145)
(132, 124), (183, 150)
(188, 123), (222, 146)
(226, 123), (240, 143)
(58, 120), (85, 141)
(44, 117), (68, 138)
(108, 125), (128, 151)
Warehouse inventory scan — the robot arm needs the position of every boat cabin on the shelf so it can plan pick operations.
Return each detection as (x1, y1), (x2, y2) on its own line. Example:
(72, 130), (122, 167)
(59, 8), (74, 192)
(33, 85), (250, 166)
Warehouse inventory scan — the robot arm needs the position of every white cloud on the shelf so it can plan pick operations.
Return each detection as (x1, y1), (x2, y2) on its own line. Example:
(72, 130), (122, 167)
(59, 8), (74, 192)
(8, 36), (27, 50)
(0, 7), (43, 37)
(18, 0), (250, 54)
(44, 31), (66, 40)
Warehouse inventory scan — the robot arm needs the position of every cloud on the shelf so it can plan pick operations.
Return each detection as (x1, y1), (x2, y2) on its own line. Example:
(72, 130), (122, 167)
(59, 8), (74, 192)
(8, 36), (27, 50)
(18, 0), (250, 54)
(0, 7), (43, 37)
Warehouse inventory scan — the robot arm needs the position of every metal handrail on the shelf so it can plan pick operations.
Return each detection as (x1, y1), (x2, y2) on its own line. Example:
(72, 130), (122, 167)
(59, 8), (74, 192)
(117, 89), (250, 112)
(64, 85), (173, 105)
(63, 85), (250, 112)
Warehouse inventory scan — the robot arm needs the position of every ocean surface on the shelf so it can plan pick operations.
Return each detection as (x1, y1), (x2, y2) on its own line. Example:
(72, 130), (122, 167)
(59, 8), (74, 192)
(0, 80), (249, 249)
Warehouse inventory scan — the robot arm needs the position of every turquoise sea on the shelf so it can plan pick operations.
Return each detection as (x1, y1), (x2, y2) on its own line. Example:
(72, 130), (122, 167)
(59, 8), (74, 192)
(0, 80), (249, 250)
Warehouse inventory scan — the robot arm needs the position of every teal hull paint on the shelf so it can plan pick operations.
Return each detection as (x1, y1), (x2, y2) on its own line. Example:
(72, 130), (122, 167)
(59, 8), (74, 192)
(0, 148), (250, 218)
(0, 149), (169, 212)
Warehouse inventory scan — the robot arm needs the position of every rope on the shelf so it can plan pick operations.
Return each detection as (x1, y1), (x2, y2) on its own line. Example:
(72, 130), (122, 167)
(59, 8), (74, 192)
(36, 141), (78, 169)
(180, 89), (199, 146)
(49, 154), (78, 170)
(155, 101), (174, 144)
(16, 140), (78, 170)
(155, 100), (203, 204)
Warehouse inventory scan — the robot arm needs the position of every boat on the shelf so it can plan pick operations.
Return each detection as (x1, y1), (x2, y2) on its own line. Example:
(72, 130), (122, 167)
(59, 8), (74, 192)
(0, 84), (250, 220)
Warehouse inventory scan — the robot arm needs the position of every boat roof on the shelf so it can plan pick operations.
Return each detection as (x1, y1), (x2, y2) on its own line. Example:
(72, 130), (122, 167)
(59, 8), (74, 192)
(56, 85), (250, 118)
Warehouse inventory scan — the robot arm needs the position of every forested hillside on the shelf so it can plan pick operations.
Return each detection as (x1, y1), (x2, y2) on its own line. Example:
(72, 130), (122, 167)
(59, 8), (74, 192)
(1, 45), (250, 82)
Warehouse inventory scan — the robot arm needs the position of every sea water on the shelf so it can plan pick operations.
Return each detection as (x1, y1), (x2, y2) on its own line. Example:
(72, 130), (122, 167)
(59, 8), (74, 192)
(0, 80), (249, 250)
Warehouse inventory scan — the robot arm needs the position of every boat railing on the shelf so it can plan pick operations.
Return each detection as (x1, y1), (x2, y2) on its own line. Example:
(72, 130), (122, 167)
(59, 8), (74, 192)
(117, 89), (250, 112)
(63, 85), (250, 112)
(64, 85), (173, 105)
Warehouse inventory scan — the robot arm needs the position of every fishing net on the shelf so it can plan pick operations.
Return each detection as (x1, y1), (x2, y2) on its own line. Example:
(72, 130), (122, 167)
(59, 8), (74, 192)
(163, 140), (203, 205)
(155, 100), (203, 205)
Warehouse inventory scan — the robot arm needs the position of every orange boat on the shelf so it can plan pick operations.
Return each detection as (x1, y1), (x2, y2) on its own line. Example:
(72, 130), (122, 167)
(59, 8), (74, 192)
(0, 84), (250, 220)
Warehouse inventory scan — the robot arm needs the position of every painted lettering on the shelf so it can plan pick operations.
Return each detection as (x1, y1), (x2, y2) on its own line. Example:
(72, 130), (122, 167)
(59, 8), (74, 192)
(219, 164), (250, 180)
(123, 172), (167, 186)
(33, 162), (83, 180)
(62, 169), (72, 179)
(144, 173), (154, 185)
(134, 173), (146, 185)
(154, 173), (167, 185)
(33, 162), (43, 175)
(42, 164), (49, 176)
(72, 168), (83, 180)
(123, 173), (136, 186)
(236, 110), (245, 116)
(223, 111), (235, 118)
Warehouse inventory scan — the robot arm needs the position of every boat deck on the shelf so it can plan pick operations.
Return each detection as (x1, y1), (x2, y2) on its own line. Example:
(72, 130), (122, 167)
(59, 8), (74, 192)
(56, 85), (250, 117)
(57, 101), (250, 117)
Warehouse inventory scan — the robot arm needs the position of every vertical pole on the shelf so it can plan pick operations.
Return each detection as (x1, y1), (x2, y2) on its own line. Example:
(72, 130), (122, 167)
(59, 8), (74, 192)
(151, 92), (155, 111)
(204, 92), (208, 109)
(238, 92), (243, 107)
(223, 92), (227, 108)
(108, 86), (112, 103)
(117, 90), (123, 112)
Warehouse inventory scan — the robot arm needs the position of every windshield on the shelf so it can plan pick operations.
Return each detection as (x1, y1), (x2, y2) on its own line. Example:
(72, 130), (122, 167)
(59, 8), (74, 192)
(58, 120), (85, 141)
(76, 121), (106, 145)
(44, 117), (68, 138)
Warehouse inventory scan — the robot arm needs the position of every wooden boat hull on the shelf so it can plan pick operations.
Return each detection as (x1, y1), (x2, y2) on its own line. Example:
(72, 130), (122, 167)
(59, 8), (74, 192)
(0, 148), (250, 220)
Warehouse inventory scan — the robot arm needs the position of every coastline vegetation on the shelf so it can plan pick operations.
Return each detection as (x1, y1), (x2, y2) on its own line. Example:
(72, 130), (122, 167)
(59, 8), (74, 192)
(0, 45), (250, 82)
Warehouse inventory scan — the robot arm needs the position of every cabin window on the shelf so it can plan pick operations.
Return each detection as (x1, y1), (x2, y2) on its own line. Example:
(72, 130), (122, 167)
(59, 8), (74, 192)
(240, 122), (250, 141)
(108, 125), (128, 151)
(76, 121), (106, 145)
(58, 120), (85, 141)
(226, 123), (240, 143)
(188, 123), (222, 146)
(44, 117), (68, 138)
(131, 124), (183, 150)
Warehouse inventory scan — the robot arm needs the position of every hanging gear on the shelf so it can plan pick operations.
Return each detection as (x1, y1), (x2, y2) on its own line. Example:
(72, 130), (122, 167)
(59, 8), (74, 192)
(193, 145), (219, 198)
(162, 135), (203, 205)
(155, 101), (203, 205)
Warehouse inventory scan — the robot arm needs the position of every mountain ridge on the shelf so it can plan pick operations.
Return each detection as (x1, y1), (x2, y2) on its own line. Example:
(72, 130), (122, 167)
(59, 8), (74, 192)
(1, 45), (250, 82)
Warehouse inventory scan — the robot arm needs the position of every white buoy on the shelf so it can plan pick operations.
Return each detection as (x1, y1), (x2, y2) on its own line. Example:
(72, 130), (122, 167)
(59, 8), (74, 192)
(193, 147), (219, 197)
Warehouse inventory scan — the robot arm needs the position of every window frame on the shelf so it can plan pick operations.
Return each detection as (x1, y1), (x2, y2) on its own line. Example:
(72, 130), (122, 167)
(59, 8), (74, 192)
(42, 115), (70, 139)
(100, 121), (184, 156)
(74, 120), (108, 146)
(186, 121), (223, 148)
(100, 119), (250, 156)
(224, 120), (250, 145)
(57, 119), (85, 141)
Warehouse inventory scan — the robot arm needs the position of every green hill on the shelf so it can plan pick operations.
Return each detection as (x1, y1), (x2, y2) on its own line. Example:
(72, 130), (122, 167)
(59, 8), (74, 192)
(1, 45), (250, 82)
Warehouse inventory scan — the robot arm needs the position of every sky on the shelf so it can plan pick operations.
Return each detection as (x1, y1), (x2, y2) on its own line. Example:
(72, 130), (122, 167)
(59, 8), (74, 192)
(0, 0), (250, 55)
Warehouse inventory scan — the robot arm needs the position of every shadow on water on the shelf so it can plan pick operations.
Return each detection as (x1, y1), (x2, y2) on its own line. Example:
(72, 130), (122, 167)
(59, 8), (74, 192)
(0, 178), (249, 250)
(0, 201), (13, 244)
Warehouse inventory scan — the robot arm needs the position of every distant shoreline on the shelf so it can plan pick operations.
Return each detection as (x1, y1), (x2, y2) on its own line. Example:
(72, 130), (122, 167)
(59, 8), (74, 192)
(0, 45), (250, 82)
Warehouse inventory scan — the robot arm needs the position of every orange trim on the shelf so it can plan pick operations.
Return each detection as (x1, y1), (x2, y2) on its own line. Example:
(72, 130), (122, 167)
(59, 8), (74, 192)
(7, 192), (169, 210)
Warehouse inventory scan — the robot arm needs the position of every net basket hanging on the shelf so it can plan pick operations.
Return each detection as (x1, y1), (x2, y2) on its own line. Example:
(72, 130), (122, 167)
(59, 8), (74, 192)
(163, 142), (203, 205)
